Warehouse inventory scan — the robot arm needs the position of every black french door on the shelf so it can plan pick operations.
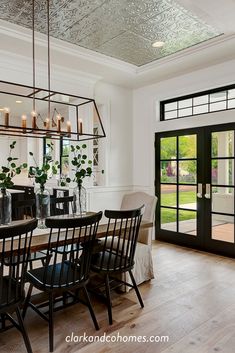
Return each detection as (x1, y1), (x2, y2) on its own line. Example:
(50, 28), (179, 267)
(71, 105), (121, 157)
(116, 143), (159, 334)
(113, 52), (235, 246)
(155, 123), (235, 257)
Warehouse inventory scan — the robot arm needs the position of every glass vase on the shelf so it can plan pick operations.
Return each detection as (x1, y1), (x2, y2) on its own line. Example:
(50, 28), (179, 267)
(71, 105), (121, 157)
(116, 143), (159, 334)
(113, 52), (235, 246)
(73, 185), (87, 216)
(36, 187), (50, 228)
(0, 188), (12, 225)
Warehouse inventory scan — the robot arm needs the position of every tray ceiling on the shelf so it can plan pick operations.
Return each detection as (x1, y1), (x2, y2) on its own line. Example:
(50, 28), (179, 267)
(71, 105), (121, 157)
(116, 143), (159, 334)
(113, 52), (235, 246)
(0, 0), (223, 66)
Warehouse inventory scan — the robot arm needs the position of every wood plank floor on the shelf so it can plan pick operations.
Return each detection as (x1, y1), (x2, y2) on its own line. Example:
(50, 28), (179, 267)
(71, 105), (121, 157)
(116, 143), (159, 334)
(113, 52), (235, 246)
(1, 241), (235, 353)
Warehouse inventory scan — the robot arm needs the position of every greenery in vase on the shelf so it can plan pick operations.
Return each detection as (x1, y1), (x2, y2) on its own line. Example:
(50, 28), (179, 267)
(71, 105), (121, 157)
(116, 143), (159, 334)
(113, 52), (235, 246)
(64, 144), (92, 187)
(0, 141), (27, 189)
(29, 142), (59, 190)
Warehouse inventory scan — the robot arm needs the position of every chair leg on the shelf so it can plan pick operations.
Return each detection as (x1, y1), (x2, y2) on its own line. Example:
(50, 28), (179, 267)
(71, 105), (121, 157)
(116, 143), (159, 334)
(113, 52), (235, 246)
(1, 314), (6, 329)
(22, 283), (33, 319)
(128, 270), (144, 308)
(16, 307), (33, 353)
(83, 286), (99, 330)
(49, 293), (54, 352)
(105, 274), (113, 325)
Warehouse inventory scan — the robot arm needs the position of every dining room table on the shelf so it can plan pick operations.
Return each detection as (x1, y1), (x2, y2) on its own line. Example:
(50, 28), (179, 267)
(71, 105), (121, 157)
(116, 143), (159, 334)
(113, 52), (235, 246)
(0, 213), (153, 254)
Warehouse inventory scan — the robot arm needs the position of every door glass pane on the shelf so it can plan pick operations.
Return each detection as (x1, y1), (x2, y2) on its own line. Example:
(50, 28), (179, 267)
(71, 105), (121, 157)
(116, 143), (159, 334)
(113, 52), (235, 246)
(161, 185), (177, 207)
(212, 187), (234, 214)
(211, 131), (234, 158)
(179, 186), (197, 210)
(179, 210), (197, 235)
(211, 214), (234, 243)
(161, 208), (177, 231)
(161, 161), (177, 183)
(211, 159), (234, 186)
(160, 137), (176, 160)
(179, 135), (197, 159)
(179, 161), (197, 184)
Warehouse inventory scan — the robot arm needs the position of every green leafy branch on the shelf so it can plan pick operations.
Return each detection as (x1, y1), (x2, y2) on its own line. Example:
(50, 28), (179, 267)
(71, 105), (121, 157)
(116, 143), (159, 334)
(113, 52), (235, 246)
(29, 142), (59, 190)
(0, 141), (27, 189)
(65, 144), (92, 187)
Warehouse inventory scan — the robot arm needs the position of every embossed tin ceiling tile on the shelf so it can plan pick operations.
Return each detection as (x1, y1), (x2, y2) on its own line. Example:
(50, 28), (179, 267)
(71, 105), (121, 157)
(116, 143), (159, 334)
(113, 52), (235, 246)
(96, 31), (162, 66)
(45, 0), (107, 37)
(103, 0), (172, 29)
(132, 6), (220, 42)
(78, 28), (126, 51)
(0, 0), (30, 23)
(60, 3), (126, 44)
(64, 0), (171, 48)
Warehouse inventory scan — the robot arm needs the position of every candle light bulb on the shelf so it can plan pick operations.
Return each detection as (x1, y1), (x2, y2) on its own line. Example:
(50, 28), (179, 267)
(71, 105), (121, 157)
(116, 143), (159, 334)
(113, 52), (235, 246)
(79, 118), (83, 134)
(45, 118), (50, 130)
(66, 120), (71, 137)
(4, 108), (9, 127)
(21, 114), (27, 133)
(57, 114), (61, 132)
(31, 111), (37, 129)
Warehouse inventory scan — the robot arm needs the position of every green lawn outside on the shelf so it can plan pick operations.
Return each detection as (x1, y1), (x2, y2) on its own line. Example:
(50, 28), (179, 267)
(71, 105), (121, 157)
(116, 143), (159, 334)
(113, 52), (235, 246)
(161, 191), (197, 223)
(161, 191), (196, 207)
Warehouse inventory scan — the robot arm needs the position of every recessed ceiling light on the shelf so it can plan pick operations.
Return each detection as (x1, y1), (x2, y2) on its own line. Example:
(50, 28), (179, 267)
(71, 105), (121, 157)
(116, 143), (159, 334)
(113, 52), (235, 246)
(152, 41), (165, 48)
(16, 100), (23, 104)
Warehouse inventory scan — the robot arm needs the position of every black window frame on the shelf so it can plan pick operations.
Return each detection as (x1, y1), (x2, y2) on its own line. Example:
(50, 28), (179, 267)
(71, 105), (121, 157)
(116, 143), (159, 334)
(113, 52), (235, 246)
(160, 83), (235, 121)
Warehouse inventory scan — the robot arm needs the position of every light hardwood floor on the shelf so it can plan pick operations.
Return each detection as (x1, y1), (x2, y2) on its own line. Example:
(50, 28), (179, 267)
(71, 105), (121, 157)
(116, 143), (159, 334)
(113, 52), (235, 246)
(1, 241), (235, 353)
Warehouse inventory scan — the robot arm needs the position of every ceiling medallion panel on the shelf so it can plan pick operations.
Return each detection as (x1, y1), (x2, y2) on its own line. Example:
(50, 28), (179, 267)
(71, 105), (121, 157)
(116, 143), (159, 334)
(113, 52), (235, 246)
(0, 0), (223, 66)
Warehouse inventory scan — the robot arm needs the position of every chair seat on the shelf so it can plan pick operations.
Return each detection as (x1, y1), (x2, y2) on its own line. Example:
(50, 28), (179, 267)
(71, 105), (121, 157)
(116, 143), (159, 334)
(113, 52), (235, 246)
(26, 262), (84, 290)
(99, 236), (154, 291)
(91, 250), (133, 273)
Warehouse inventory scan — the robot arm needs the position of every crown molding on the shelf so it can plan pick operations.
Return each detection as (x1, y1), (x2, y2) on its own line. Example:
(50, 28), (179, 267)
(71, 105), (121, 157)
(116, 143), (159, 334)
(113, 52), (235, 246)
(0, 19), (137, 75)
(136, 33), (235, 75)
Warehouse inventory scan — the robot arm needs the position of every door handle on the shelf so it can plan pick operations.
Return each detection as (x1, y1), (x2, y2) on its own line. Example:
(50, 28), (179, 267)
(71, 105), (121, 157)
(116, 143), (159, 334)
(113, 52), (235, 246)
(205, 184), (211, 199)
(197, 183), (203, 198)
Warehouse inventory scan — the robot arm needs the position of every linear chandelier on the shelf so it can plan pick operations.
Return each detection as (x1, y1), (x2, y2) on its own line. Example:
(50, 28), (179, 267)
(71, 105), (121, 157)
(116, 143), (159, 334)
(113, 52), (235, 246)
(0, 0), (105, 142)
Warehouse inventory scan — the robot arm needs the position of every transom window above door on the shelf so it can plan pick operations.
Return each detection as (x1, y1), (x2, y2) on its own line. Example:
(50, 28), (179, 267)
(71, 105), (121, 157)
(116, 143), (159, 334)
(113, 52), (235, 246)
(160, 84), (235, 121)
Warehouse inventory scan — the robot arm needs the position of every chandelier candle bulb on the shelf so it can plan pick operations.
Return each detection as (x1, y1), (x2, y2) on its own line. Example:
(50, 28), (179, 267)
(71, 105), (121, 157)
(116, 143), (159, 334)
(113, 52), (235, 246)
(67, 120), (71, 136)
(32, 111), (37, 129)
(45, 118), (50, 130)
(4, 108), (9, 127)
(21, 115), (27, 132)
(57, 114), (61, 132)
(79, 119), (83, 134)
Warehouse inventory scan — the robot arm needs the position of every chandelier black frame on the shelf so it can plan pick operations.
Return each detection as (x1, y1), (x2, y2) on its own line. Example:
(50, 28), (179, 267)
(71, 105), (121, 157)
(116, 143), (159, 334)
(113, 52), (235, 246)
(0, 80), (106, 141)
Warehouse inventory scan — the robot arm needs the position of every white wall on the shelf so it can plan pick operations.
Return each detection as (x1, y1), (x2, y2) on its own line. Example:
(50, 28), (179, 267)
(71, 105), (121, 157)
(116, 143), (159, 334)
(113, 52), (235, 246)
(94, 81), (133, 187)
(133, 58), (235, 194)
